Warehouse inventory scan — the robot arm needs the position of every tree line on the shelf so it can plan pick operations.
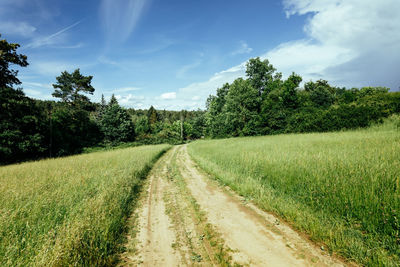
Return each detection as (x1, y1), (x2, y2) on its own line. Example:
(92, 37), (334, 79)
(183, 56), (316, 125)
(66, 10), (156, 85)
(1, 34), (399, 165)
(0, 35), (204, 164)
(203, 57), (400, 137)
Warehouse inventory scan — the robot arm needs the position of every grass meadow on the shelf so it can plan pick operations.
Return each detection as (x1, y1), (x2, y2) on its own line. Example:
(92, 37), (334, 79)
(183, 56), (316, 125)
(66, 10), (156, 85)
(188, 116), (400, 266)
(0, 144), (170, 266)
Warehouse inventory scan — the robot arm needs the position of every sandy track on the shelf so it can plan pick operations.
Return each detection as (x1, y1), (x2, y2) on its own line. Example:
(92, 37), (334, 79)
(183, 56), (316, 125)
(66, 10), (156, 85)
(120, 145), (347, 266)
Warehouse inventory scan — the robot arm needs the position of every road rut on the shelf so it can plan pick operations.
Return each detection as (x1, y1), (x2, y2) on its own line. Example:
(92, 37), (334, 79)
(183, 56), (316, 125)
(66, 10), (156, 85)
(120, 145), (347, 266)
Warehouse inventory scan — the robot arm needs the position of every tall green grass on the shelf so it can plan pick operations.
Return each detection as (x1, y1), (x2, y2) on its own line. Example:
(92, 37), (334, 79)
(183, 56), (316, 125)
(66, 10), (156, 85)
(0, 144), (170, 266)
(188, 116), (400, 266)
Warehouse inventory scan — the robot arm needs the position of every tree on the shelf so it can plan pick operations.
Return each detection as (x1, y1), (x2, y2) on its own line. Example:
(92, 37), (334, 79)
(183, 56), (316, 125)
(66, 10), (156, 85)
(0, 87), (48, 163)
(0, 34), (28, 88)
(99, 103), (135, 143)
(109, 94), (118, 106)
(52, 69), (95, 106)
(147, 106), (159, 131)
(100, 94), (106, 106)
(246, 57), (276, 96)
(0, 36), (47, 163)
(135, 116), (150, 136)
(281, 72), (302, 109)
(224, 78), (261, 136)
(305, 80), (335, 108)
(51, 69), (99, 155)
(204, 83), (231, 137)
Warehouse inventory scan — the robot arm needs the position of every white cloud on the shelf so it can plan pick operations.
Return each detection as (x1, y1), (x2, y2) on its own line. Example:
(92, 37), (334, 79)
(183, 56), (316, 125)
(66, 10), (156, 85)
(231, 41), (253, 55)
(24, 88), (41, 96)
(176, 61), (201, 79)
(21, 81), (55, 100)
(30, 61), (78, 76)
(165, 0), (400, 111)
(263, 40), (354, 81)
(26, 20), (82, 49)
(100, 0), (149, 44)
(23, 81), (53, 89)
(111, 87), (141, 93)
(160, 92), (177, 100)
(115, 94), (145, 105)
(0, 21), (36, 37)
(276, 0), (400, 88)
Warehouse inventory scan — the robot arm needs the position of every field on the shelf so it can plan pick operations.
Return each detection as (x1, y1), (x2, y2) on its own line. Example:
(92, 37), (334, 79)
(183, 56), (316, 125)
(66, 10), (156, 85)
(188, 116), (400, 266)
(0, 144), (170, 266)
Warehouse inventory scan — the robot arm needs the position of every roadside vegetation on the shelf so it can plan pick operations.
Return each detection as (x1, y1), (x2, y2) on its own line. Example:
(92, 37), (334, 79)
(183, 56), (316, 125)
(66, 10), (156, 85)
(188, 116), (400, 266)
(0, 144), (170, 266)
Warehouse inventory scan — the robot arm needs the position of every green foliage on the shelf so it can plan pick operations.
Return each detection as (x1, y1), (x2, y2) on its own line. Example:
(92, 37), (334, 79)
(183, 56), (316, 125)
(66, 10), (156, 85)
(147, 105), (159, 132)
(0, 34), (28, 88)
(51, 106), (100, 156)
(246, 57), (276, 96)
(0, 87), (48, 163)
(108, 93), (118, 106)
(135, 116), (150, 136)
(305, 80), (335, 108)
(281, 72), (301, 109)
(224, 78), (261, 136)
(52, 69), (95, 107)
(99, 103), (135, 144)
(204, 57), (399, 138)
(0, 35), (48, 164)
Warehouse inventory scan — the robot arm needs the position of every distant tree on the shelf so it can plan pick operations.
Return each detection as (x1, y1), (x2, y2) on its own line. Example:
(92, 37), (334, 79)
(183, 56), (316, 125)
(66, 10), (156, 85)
(135, 116), (150, 136)
(147, 106), (159, 131)
(281, 72), (302, 109)
(246, 57), (276, 96)
(109, 94), (118, 106)
(99, 102), (135, 144)
(204, 83), (231, 137)
(224, 78), (261, 136)
(305, 80), (335, 108)
(52, 69), (95, 107)
(95, 94), (107, 123)
(0, 34), (28, 88)
(101, 94), (106, 106)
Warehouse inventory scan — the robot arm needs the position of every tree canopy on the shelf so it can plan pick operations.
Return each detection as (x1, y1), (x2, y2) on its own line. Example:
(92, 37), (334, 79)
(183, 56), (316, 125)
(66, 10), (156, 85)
(0, 34), (28, 88)
(52, 69), (95, 106)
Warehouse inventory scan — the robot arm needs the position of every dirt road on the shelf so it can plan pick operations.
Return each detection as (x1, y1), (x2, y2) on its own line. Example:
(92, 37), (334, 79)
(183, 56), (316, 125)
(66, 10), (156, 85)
(119, 145), (346, 266)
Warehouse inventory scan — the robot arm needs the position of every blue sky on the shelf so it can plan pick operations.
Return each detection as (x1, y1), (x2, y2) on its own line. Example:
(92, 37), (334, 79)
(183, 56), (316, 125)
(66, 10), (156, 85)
(1, 0), (399, 110)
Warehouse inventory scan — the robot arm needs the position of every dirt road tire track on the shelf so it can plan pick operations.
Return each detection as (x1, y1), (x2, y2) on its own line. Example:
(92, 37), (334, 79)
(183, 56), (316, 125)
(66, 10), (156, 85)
(120, 145), (348, 266)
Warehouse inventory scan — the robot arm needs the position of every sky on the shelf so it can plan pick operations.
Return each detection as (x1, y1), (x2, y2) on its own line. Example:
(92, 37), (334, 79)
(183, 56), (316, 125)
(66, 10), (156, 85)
(1, 0), (399, 110)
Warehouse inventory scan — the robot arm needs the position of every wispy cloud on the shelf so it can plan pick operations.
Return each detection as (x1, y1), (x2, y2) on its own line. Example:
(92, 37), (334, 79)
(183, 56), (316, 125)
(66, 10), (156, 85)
(51, 42), (85, 49)
(22, 82), (54, 100)
(160, 92), (177, 100)
(30, 61), (79, 76)
(176, 61), (201, 79)
(0, 21), (36, 37)
(23, 81), (53, 89)
(115, 94), (146, 105)
(231, 41), (253, 55)
(100, 0), (150, 44)
(26, 20), (82, 49)
(136, 37), (175, 54)
(110, 87), (141, 93)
